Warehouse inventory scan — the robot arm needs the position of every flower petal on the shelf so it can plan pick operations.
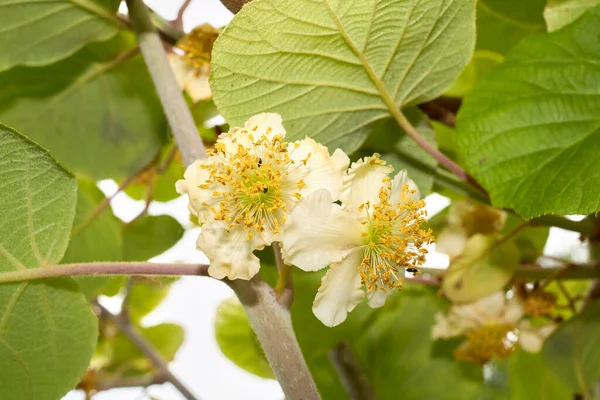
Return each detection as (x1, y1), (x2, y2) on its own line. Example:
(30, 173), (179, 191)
(285, 138), (349, 201)
(245, 112), (286, 140)
(367, 289), (392, 308)
(389, 169), (420, 204)
(197, 222), (264, 280)
(176, 159), (224, 223)
(282, 189), (363, 271)
(518, 320), (555, 353)
(312, 248), (366, 327)
(436, 226), (468, 257)
(501, 295), (525, 325)
(340, 155), (393, 210)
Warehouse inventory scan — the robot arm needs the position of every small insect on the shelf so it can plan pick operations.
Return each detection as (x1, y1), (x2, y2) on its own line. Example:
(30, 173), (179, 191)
(257, 158), (263, 167)
(263, 187), (268, 194)
(406, 268), (421, 276)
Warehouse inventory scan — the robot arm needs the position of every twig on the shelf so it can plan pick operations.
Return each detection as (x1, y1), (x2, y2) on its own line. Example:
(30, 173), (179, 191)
(328, 342), (375, 400)
(497, 221), (530, 246)
(96, 304), (199, 400)
(95, 372), (169, 391)
(0, 262), (210, 284)
(273, 242), (293, 308)
(174, 0), (193, 29)
(556, 280), (577, 313)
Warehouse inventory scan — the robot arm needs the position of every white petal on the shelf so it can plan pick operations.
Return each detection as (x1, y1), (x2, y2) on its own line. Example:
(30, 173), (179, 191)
(389, 169), (420, 204)
(452, 292), (506, 326)
(167, 53), (190, 89)
(312, 248), (366, 327)
(340, 155), (393, 210)
(175, 159), (223, 223)
(432, 312), (465, 339)
(367, 289), (392, 308)
(244, 113), (286, 140)
(184, 66), (212, 102)
(518, 320), (555, 353)
(285, 138), (350, 202)
(282, 189), (363, 271)
(436, 227), (468, 257)
(197, 222), (264, 280)
(501, 296), (525, 325)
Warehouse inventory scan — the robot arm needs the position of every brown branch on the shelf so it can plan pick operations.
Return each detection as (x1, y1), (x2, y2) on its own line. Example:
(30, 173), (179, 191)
(174, 0), (193, 29)
(96, 304), (199, 400)
(218, 0), (252, 14)
(328, 342), (375, 400)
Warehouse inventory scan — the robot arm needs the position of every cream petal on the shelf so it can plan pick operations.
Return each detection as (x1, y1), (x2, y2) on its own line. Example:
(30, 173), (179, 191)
(312, 248), (366, 327)
(197, 222), (264, 280)
(451, 292), (506, 327)
(431, 312), (466, 339)
(518, 320), (555, 353)
(366, 289), (392, 308)
(167, 53), (190, 89)
(175, 159), (223, 223)
(244, 112), (286, 140)
(282, 189), (363, 271)
(285, 138), (350, 201)
(184, 66), (212, 102)
(501, 296), (525, 325)
(436, 227), (468, 257)
(340, 155), (393, 211)
(389, 169), (420, 205)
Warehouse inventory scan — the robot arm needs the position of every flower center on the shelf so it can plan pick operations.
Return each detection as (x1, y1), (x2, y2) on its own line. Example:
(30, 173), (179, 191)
(454, 323), (517, 364)
(358, 182), (433, 292)
(201, 127), (305, 239)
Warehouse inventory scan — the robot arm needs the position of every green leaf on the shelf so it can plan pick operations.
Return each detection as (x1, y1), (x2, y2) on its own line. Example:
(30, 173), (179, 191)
(127, 277), (177, 323)
(456, 7), (600, 219)
(442, 234), (519, 303)
(476, 0), (545, 55)
(444, 50), (503, 97)
(353, 288), (484, 399)
(509, 351), (571, 400)
(211, 0), (476, 153)
(215, 296), (275, 379)
(0, 33), (167, 179)
(62, 179), (124, 298)
(122, 215), (184, 261)
(0, 0), (120, 73)
(544, 0), (600, 32)
(502, 214), (549, 263)
(0, 124), (97, 400)
(543, 300), (600, 393)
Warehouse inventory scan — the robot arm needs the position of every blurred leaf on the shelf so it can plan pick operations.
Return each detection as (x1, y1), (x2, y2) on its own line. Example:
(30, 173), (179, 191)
(476, 0), (545, 54)
(122, 215), (184, 261)
(62, 179), (123, 298)
(456, 7), (600, 218)
(97, 323), (184, 377)
(0, 33), (167, 179)
(444, 50), (503, 97)
(127, 277), (177, 323)
(353, 288), (484, 399)
(542, 300), (600, 393)
(546, 280), (591, 320)
(502, 214), (549, 263)
(211, 0), (475, 153)
(544, 0), (600, 31)
(125, 145), (186, 203)
(307, 353), (350, 400)
(0, 124), (97, 400)
(442, 234), (519, 303)
(215, 296), (275, 379)
(0, 0), (120, 72)
(509, 351), (571, 400)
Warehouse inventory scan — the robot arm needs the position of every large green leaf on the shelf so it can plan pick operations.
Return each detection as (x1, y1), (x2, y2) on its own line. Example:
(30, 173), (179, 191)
(543, 300), (600, 393)
(509, 351), (571, 400)
(122, 215), (184, 261)
(0, 0), (120, 73)
(0, 124), (97, 400)
(442, 234), (519, 303)
(211, 0), (476, 152)
(215, 296), (275, 379)
(0, 33), (167, 179)
(456, 7), (600, 219)
(544, 0), (600, 32)
(127, 277), (177, 323)
(62, 179), (124, 298)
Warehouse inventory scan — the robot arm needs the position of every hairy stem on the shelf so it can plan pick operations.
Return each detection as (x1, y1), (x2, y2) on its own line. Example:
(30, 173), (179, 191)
(97, 304), (199, 400)
(229, 278), (320, 399)
(125, 0), (205, 165)
(124, 1), (319, 398)
(0, 262), (209, 284)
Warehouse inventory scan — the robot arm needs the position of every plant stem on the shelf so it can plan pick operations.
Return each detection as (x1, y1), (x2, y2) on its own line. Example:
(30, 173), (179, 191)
(228, 278), (320, 399)
(174, 0), (193, 29)
(124, 1), (319, 398)
(328, 342), (375, 400)
(97, 304), (199, 400)
(125, 0), (205, 166)
(0, 262), (209, 284)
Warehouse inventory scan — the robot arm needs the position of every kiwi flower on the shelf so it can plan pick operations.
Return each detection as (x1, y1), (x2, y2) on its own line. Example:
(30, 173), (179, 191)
(176, 113), (349, 280)
(282, 155), (433, 327)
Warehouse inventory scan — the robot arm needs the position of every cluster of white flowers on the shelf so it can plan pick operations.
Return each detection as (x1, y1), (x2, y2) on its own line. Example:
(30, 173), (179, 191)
(432, 292), (555, 364)
(177, 113), (433, 327)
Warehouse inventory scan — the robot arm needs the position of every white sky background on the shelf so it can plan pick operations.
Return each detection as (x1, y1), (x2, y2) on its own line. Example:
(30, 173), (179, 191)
(63, 1), (590, 399)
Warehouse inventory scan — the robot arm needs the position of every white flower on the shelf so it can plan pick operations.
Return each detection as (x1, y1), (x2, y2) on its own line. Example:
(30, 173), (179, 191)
(168, 53), (212, 102)
(176, 113), (349, 280)
(282, 155), (433, 327)
(432, 292), (555, 363)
